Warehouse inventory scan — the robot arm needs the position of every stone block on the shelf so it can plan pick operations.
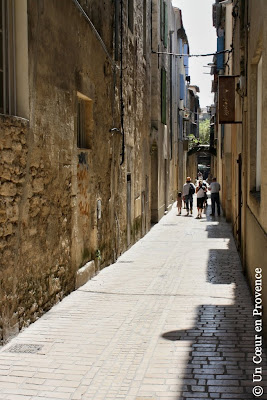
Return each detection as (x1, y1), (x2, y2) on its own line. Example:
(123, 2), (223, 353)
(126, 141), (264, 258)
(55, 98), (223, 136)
(0, 182), (17, 196)
(12, 142), (22, 152)
(3, 223), (13, 237)
(75, 260), (95, 289)
(32, 178), (44, 193)
(2, 150), (15, 164)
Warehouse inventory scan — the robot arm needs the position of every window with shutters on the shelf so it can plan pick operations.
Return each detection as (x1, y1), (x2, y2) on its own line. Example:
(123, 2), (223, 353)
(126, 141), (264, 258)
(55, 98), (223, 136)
(160, 0), (163, 42)
(217, 35), (225, 71)
(160, 1), (168, 48)
(77, 93), (93, 149)
(163, 1), (168, 48)
(183, 44), (189, 75)
(179, 74), (185, 100)
(161, 68), (166, 125)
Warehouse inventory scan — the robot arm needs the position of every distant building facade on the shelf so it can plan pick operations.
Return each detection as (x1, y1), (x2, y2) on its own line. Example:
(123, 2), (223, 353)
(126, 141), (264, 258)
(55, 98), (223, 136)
(150, 2), (192, 221)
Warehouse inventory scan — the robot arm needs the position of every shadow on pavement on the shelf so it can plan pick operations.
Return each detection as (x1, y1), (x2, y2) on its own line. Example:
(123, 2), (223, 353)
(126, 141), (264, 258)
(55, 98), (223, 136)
(161, 218), (267, 400)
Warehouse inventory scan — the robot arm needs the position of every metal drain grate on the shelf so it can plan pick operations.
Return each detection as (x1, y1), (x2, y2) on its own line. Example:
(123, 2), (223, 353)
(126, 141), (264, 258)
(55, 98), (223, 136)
(163, 223), (176, 226)
(5, 343), (43, 354)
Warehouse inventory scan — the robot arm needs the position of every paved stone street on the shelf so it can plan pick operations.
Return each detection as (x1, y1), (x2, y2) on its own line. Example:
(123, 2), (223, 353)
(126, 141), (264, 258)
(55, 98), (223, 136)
(0, 198), (266, 400)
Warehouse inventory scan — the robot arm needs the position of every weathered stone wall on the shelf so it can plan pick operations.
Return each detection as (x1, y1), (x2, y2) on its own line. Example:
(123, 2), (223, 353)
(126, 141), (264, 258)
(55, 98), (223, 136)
(0, 106), (74, 343)
(1, 0), (153, 344)
(0, 115), (29, 341)
(122, 0), (152, 246)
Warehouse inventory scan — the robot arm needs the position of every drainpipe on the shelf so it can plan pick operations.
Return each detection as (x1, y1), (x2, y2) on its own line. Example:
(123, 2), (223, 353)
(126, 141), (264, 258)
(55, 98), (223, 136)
(120, 0), (125, 165)
(169, 30), (174, 160)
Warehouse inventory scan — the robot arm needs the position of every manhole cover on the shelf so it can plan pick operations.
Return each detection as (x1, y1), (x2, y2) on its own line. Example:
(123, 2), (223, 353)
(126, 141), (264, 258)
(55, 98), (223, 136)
(5, 344), (43, 354)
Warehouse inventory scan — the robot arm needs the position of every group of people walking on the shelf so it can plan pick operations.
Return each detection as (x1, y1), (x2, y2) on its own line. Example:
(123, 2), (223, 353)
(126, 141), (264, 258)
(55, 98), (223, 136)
(176, 176), (221, 219)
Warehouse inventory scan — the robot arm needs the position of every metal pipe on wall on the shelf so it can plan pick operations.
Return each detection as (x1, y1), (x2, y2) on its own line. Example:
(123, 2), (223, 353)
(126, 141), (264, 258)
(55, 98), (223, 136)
(120, 0), (125, 166)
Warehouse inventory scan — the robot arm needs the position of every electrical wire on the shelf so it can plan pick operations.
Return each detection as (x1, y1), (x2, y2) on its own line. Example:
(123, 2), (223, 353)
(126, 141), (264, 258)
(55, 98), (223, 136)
(72, 0), (119, 70)
(152, 49), (232, 58)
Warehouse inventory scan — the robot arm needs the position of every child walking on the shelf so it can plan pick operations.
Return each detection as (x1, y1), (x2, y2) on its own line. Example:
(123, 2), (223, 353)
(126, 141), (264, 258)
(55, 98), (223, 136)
(177, 191), (182, 215)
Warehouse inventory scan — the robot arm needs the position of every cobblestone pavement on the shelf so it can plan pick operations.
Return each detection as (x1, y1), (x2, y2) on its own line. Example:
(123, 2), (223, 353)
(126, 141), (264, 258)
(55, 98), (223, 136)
(1, 198), (267, 400)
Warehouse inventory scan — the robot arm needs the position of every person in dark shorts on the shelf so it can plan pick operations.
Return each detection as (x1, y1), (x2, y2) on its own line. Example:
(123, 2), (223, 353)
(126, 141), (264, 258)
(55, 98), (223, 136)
(183, 177), (195, 216)
(177, 191), (182, 215)
(196, 181), (207, 219)
(209, 177), (221, 216)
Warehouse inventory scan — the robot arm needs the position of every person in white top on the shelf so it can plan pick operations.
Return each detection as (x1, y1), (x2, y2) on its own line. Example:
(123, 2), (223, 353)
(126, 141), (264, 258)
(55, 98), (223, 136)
(196, 181), (207, 219)
(209, 177), (221, 216)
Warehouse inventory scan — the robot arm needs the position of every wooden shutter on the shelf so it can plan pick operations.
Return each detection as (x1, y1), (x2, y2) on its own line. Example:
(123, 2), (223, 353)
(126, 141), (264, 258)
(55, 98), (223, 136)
(164, 1), (168, 48)
(160, 0), (164, 42)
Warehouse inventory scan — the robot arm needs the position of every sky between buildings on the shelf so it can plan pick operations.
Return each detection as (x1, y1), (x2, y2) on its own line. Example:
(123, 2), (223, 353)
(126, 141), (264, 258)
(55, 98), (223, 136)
(172, 0), (217, 109)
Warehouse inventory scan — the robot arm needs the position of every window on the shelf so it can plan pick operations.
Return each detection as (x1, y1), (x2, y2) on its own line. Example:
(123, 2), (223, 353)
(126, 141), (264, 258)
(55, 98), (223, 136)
(179, 39), (182, 55)
(217, 35), (225, 71)
(161, 68), (166, 125)
(160, 0), (163, 42)
(178, 113), (183, 140)
(0, 0), (16, 115)
(183, 44), (189, 75)
(163, 1), (168, 48)
(256, 56), (262, 191)
(160, 0), (168, 47)
(0, 0), (29, 118)
(128, 0), (134, 33)
(77, 93), (93, 149)
(179, 74), (185, 100)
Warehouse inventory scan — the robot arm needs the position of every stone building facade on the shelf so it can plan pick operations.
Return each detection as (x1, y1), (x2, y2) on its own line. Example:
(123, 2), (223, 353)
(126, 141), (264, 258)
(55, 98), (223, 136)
(150, 2), (190, 222)
(0, 0), (153, 344)
(0, 0), (190, 344)
(211, 0), (267, 336)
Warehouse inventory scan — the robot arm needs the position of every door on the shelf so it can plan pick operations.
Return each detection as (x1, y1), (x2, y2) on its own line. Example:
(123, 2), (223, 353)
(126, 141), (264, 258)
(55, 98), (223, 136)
(151, 144), (158, 223)
(141, 191), (145, 237)
(127, 174), (131, 247)
(237, 154), (242, 249)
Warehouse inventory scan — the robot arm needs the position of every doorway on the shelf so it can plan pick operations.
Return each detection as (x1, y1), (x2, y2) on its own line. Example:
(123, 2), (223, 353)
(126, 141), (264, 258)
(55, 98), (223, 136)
(127, 174), (131, 247)
(237, 154), (242, 249)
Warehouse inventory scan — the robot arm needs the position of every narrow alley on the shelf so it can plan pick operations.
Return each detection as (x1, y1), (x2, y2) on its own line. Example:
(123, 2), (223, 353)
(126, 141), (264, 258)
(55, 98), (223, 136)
(0, 199), (266, 400)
